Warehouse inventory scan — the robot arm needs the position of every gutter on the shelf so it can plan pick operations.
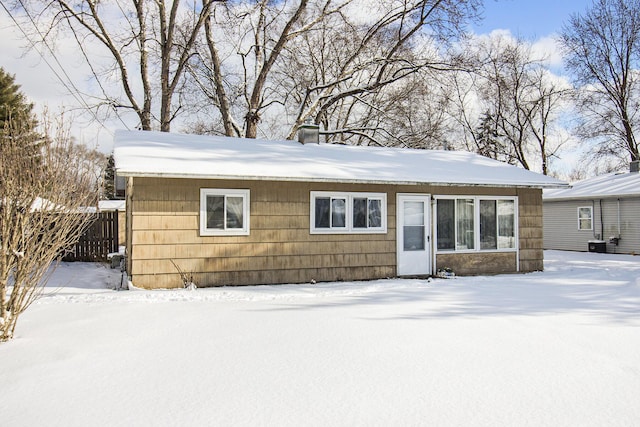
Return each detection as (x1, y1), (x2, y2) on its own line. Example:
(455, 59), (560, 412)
(116, 170), (567, 189)
(543, 193), (640, 202)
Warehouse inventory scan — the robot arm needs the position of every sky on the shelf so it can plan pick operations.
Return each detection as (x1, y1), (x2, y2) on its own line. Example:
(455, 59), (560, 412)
(471, 0), (593, 39)
(0, 0), (596, 159)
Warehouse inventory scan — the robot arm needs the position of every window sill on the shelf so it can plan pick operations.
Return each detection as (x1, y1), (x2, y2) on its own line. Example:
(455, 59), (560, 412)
(200, 229), (250, 237)
(436, 248), (517, 254)
(310, 229), (388, 235)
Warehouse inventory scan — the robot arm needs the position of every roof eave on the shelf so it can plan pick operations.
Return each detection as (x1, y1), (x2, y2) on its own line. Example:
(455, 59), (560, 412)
(544, 193), (640, 201)
(117, 170), (567, 189)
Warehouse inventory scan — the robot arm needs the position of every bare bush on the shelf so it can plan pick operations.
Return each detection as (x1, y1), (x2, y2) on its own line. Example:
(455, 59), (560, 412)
(0, 115), (101, 341)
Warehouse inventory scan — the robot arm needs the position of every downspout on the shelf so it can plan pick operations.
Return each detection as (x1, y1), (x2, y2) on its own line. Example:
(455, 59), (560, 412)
(431, 197), (437, 276)
(617, 198), (621, 239)
(516, 195), (520, 272)
(126, 177), (134, 280)
(616, 198), (621, 253)
(599, 199), (603, 240)
(591, 200), (596, 239)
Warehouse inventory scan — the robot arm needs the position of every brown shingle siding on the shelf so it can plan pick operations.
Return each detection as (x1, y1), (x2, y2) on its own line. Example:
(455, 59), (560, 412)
(126, 178), (546, 288)
(518, 188), (544, 272)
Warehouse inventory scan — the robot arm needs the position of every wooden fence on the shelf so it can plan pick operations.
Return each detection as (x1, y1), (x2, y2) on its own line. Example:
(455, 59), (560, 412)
(63, 211), (119, 262)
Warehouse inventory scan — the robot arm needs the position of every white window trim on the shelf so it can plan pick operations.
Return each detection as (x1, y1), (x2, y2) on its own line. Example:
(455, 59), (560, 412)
(434, 195), (519, 253)
(200, 188), (250, 236)
(310, 191), (387, 234)
(577, 206), (593, 231)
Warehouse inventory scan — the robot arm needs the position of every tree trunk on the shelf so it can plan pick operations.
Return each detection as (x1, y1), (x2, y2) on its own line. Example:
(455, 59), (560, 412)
(1, 311), (17, 342)
(205, 16), (237, 137)
(244, 0), (309, 138)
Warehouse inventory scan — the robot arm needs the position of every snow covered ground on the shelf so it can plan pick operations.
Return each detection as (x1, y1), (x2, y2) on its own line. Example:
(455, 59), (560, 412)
(1, 250), (638, 426)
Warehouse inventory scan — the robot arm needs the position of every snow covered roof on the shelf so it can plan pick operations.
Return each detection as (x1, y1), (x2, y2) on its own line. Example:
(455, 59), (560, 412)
(113, 130), (567, 189)
(98, 200), (126, 211)
(29, 197), (71, 212)
(544, 171), (640, 200)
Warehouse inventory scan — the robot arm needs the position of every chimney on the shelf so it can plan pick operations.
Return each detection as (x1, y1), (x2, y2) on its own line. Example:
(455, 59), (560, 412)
(297, 119), (319, 144)
(631, 160), (640, 173)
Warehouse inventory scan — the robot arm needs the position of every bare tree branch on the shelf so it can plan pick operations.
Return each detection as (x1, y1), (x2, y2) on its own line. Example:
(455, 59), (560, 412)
(0, 113), (103, 341)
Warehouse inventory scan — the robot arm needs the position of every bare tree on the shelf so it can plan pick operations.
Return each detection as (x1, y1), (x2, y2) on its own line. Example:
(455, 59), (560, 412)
(188, 0), (480, 141)
(16, 0), (217, 131)
(528, 71), (570, 175)
(319, 70), (456, 149)
(14, 0), (480, 142)
(559, 0), (640, 165)
(280, 0), (480, 143)
(190, 0), (349, 138)
(447, 67), (483, 151)
(0, 115), (101, 341)
(450, 34), (569, 174)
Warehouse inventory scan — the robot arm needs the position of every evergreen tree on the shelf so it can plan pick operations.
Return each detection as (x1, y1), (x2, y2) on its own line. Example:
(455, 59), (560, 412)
(475, 111), (504, 161)
(0, 68), (36, 131)
(103, 154), (116, 200)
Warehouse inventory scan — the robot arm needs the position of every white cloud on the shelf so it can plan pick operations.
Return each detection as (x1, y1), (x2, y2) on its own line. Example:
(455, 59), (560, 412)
(0, 15), (64, 104)
(531, 35), (564, 68)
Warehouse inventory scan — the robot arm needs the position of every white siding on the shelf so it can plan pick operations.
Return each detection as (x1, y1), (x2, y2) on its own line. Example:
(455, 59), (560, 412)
(608, 198), (640, 254)
(543, 200), (600, 251)
(543, 197), (640, 254)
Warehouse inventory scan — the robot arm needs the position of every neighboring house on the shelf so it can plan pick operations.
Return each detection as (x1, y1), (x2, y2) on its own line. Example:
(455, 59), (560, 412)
(543, 162), (640, 254)
(114, 129), (566, 289)
(98, 200), (126, 246)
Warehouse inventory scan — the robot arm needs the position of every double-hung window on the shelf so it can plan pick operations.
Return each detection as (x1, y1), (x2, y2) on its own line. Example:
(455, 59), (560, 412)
(200, 189), (250, 236)
(311, 192), (386, 233)
(436, 196), (517, 252)
(578, 206), (593, 230)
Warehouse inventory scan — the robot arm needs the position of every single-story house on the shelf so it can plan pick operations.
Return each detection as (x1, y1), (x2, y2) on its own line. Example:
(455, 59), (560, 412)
(114, 129), (566, 289)
(543, 161), (640, 254)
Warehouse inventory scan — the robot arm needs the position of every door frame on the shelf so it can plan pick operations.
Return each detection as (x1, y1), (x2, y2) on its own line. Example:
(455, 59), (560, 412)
(396, 193), (432, 276)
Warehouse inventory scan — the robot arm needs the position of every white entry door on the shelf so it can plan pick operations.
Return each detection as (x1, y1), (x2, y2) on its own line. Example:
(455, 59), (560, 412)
(397, 194), (431, 276)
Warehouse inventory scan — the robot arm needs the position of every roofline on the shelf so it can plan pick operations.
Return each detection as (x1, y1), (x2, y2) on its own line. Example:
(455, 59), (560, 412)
(117, 170), (567, 189)
(544, 193), (640, 202)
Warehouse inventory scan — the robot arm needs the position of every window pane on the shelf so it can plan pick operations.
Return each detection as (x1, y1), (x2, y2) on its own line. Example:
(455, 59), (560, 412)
(437, 199), (454, 250)
(404, 201), (424, 226)
(353, 198), (367, 228)
(578, 207), (592, 230)
(456, 199), (475, 250)
(404, 226), (424, 251)
(368, 199), (382, 228)
(480, 200), (497, 250)
(315, 197), (330, 228)
(206, 195), (224, 229)
(226, 196), (244, 229)
(497, 200), (515, 248)
(331, 198), (346, 228)
(404, 201), (424, 250)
